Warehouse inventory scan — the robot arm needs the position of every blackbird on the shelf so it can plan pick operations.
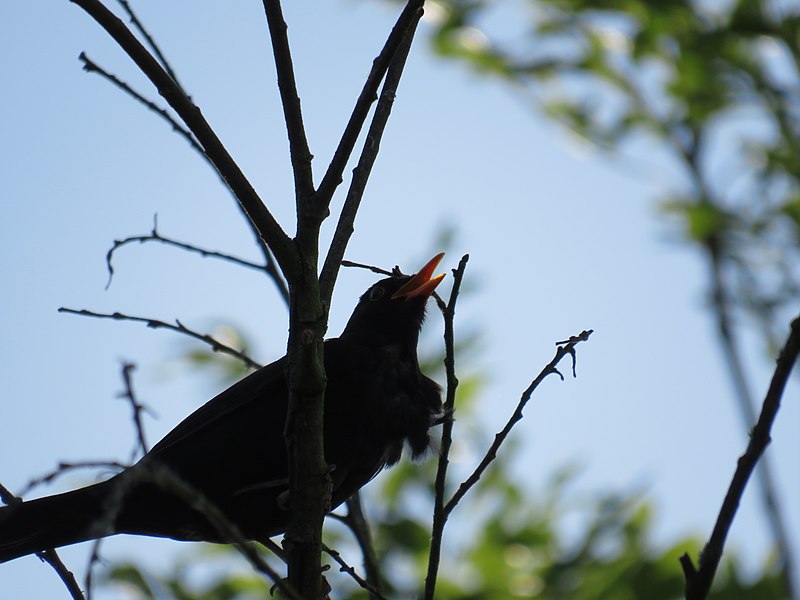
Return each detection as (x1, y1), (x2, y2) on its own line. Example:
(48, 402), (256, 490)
(0, 254), (445, 563)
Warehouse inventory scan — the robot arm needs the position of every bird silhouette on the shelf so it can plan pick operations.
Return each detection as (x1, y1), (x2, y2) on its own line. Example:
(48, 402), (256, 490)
(0, 254), (445, 562)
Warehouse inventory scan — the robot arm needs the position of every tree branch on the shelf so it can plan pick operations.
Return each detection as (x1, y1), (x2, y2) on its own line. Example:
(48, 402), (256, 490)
(58, 308), (262, 370)
(424, 254), (469, 600)
(444, 329), (594, 516)
(115, 0), (187, 93)
(680, 315), (800, 600)
(261, 0), (316, 211)
(260, 2), (329, 595)
(340, 260), (393, 277)
(104, 217), (271, 290)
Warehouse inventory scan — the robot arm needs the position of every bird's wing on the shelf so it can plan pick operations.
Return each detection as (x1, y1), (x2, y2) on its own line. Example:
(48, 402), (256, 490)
(146, 356), (287, 458)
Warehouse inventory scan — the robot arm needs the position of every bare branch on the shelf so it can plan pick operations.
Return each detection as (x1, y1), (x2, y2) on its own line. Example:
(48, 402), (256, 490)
(340, 260), (393, 277)
(105, 217), (268, 290)
(80, 52), (200, 150)
(444, 329), (593, 516)
(681, 315), (800, 600)
(261, 0), (315, 210)
(320, 8), (423, 305)
(259, 6), (328, 595)
(424, 254), (469, 600)
(58, 308), (262, 370)
(0, 483), (86, 600)
(40, 549), (86, 600)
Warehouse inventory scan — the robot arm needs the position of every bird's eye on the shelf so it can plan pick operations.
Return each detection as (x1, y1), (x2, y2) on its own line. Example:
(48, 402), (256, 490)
(368, 286), (385, 302)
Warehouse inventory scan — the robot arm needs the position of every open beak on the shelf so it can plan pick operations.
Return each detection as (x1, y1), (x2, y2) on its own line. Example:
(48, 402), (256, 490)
(391, 252), (446, 300)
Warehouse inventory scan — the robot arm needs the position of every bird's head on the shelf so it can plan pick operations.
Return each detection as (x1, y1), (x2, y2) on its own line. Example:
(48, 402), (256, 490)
(341, 253), (446, 348)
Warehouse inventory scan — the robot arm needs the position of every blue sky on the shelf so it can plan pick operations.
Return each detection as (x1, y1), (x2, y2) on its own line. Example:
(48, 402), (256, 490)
(1, 1), (798, 597)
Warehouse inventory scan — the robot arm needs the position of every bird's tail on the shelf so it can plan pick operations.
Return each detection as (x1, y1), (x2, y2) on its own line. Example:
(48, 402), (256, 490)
(0, 480), (118, 563)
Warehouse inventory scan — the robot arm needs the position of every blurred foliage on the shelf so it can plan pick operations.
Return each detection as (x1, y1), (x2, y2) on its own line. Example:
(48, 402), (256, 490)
(414, 0), (800, 352)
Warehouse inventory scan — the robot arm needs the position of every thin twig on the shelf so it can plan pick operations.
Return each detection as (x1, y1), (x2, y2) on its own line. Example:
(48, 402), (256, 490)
(320, 7), (423, 306)
(40, 549), (86, 600)
(444, 329), (594, 516)
(261, 0), (315, 210)
(322, 543), (387, 600)
(0, 483), (86, 600)
(340, 260), (393, 277)
(680, 315), (800, 600)
(115, 0), (186, 92)
(424, 254), (469, 600)
(118, 362), (150, 459)
(58, 308), (262, 370)
(105, 216), (268, 289)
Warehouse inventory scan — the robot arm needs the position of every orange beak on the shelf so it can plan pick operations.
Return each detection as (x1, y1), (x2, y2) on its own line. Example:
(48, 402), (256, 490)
(391, 252), (446, 300)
